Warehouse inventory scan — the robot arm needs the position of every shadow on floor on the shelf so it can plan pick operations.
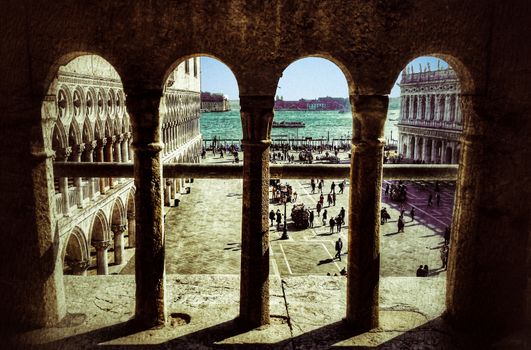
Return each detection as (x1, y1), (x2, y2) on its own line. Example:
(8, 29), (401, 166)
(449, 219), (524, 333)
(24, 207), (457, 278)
(10, 315), (513, 350)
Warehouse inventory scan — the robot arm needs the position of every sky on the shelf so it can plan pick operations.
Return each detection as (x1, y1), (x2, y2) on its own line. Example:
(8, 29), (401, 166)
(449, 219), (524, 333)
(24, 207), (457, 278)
(200, 56), (449, 100)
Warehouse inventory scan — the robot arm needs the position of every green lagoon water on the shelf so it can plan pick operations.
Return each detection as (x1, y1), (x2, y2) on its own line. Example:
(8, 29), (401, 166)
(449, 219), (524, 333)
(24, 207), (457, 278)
(200, 101), (400, 143)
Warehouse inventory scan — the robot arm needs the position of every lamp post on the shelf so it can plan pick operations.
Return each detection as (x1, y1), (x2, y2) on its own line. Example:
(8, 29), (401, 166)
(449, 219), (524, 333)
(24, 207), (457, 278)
(281, 188), (289, 240)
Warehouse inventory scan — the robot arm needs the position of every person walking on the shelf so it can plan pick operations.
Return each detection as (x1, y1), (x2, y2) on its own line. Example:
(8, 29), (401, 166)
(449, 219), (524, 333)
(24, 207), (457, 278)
(327, 193), (332, 207)
(318, 180), (323, 194)
(416, 265), (424, 277)
(276, 209), (282, 229)
(410, 207), (416, 222)
(441, 244), (449, 269)
(329, 217), (335, 233)
(269, 209), (275, 226)
(336, 216), (342, 232)
(322, 209), (328, 226)
(339, 207), (345, 224)
(398, 215), (405, 233)
(338, 181), (344, 194)
(423, 265), (429, 276)
(311, 178), (316, 194)
(319, 194), (324, 206)
(436, 192), (441, 207)
(332, 192), (336, 206)
(316, 201), (322, 217)
(385, 183), (390, 196)
(309, 210), (314, 228)
(334, 237), (343, 261)
(330, 181), (336, 194)
(428, 192), (433, 207)
(444, 226), (451, 245)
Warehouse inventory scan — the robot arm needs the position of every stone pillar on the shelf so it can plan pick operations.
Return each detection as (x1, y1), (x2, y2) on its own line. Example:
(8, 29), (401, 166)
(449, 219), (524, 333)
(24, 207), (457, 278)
(446, 95), (529, 336)
(127, 86), (165, 327)
(444, 95), (450, 122)
(441, 140), (447, 164)
(431, 139), (438, 163)
(105, 136), (116, 188)
(128, 137), (134, 162)
(92, 240), (111, 275)
(122, 132), (130, 163)
(67, 259), (90, 276)
(425, 95), (431, 120)
(72, 144), (85, 207)
(57, 147), (72, 215)
(97, 138), (107, 194)
(346, 95), (386, 331)
(111, 224), (126, 265)
(239, 95), (273, 327)
(84, 141), (97, 199)
(127, 213), (136, 247)
(3, 97), (66, 329)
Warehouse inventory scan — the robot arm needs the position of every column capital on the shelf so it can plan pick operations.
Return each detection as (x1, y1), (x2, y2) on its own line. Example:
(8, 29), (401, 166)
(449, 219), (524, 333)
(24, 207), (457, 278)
(97, 138), (107, 148)
(239, 95), (274, 142)
(92, 240), (111, 250)
(55, 146), (72, 161)
(350, 95), (388, 142)
(73, 143), (85, 155)
(116, 134), (124, 143)
(107, 135), (117, 144)
(66, 259), (90, 274)
(111, 224), (127, 234)
(85, 140), (98, 152)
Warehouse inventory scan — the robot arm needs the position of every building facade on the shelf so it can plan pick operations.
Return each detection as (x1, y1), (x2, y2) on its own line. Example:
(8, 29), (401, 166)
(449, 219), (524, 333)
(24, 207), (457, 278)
(46, 55), (201, 276)
(200, 92), (231, 112)
(397, 67), (463, 164)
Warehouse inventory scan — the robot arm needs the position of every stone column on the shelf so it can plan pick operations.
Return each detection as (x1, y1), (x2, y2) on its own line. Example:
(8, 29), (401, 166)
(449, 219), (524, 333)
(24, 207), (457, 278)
(127, 86), (165, 327)
(239, 95), (273, 327)
(127, 213), (136, 247)
(346, 95), (386, 331)
(57, 147), (72, 215)
(111, 224), (127, 265)
(105, 136), (116, 188)
(431, 139), (438, 163)
(441, 140), (447, 164)
(72, 144), (85, 207)
(84, 141), (97, 199)
(67, 259), (90, 276)
(92, 240), (111, 275)
(444, 95), (451, 122)
(426, 95), (431, 121)
(122, 132), (131, 162)
(96, 138), (107, 194)
(446, 95), (529, 336)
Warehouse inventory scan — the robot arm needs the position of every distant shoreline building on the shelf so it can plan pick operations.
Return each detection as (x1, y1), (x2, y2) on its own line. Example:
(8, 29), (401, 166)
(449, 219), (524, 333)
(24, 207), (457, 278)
(397, 66), (463, 164)
(274, 96), (349, 111)
(201, 92), (231, 112)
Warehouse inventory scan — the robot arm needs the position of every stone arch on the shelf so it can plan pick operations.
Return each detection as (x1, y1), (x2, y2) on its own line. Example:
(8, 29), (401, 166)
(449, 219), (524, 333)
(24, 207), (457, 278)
(51, 121), (67, 151)
(62, 227), (90, 275)
(126, 188), (136, 247)
(82, 120), (93, 145)
(94, 119), (105, 140)
(104, 118), (113, 138)
(67, 121), (82, 148)
(110, 197), (126, 265)
(89, 210), (110, 243)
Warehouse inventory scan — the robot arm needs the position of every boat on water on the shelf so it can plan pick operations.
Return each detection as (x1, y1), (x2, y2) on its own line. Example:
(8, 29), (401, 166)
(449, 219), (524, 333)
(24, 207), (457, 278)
(272, 121), (305, 128)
